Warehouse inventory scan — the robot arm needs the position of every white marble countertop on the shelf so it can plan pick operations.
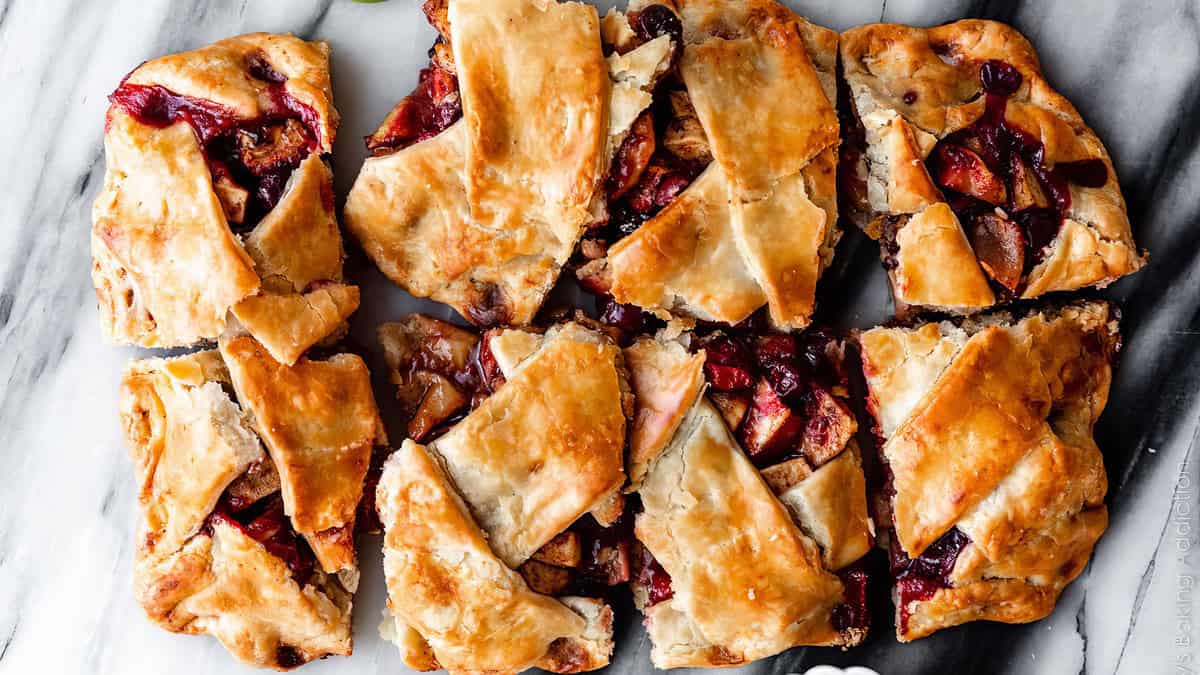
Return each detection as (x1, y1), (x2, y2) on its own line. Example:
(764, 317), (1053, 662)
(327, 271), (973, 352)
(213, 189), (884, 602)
(1, 1), (1197, 674)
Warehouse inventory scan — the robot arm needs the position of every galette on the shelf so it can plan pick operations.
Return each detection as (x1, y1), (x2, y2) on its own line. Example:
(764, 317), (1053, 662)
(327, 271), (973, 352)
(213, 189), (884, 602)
(577, 0), (842, 331)
(119, 335), (386, 669)
(94, 33), (357, 363)
(619, 321), (873, 666)
(840, 21), (1145, 314)
(346, 0), (839, 331)
(376, 318), (632, 673)
(858, 300), (1117, 641)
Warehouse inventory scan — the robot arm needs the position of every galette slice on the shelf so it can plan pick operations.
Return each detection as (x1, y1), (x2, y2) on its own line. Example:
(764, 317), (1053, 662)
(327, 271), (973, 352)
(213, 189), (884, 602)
(94, 33), (358, 361)
(840, 21), (1145, 314)
(347, 0), (639, 327)
(376, 318), (633, 672)
(858, 300), (1116, 641)
(620, 327), (873, 667)
(576, 0), (841, 331)
(119, 338), (386, 669)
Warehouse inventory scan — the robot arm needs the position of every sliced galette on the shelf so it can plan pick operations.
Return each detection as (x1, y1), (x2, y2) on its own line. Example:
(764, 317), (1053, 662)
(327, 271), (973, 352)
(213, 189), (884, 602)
(575, 0), (842, 330)
(858, 300), (1117, 641)
(377, 318), (633, 672)
(619, 323), (873, 667)
(94, 33), (358, 362)
(840, 21), (1145, 315)
(119, 336), (386, 669)
(346, 0), (621, 327)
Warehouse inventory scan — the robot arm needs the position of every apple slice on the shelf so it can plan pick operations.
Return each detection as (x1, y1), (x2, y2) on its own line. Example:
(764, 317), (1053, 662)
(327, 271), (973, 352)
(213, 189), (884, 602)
(533, 531), (582, 568)
(710, 391), (750, 431)
(933, 144), (1007, 205)
(800, 387), (857, 467)
(969, 212), (1026, 292)
(739, 379), (803, 465)
(1010, 155), (1049, 211)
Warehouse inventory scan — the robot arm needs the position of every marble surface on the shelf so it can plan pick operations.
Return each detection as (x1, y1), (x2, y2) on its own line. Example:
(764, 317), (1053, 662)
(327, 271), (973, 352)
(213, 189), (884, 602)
(0, 1), (1197, 673)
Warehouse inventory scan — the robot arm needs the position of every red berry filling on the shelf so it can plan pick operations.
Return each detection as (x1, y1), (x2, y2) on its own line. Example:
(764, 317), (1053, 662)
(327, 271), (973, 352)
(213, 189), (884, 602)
(831, 562), (871, 634)
(890, 526), (970, 633)
(924, 59), (1110, 291)
(210, 492), (318, 587)
(365, 63), (462, 155)
(633, 544), (675, 607)
(108, 55), (323, 232)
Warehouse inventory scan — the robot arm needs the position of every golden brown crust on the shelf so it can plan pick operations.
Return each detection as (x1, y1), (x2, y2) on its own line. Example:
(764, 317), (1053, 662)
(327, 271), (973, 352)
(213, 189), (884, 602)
(452, 0), (607, 240)
(603, 1), (840, 330)
(125, 33), (337, 151)
(636, 399), (848, 667)
(841, 21), (1145, 310)
(346, 0), (611, 327)
(859, 301), (1116, 640)
(93, 110), (261, 346)
(623, 337), (706, 487)
(119, 349), (360, 669)
(220, 335), (384, 573)
(428, 323), (628, 567)
(378, 441), (612, 674)
(93, 34), (353, 358)
(624, 336), (871, 664)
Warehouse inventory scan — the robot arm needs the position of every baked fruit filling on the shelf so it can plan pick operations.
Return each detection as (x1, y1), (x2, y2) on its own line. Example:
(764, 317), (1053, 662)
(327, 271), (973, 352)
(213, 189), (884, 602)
(365, 1), (462, 155)
(576, 3), (710, 297)
(208, 461), (319, 587)
(841, 21), (1144, 313)
(378, 314), (634, 600)
(616, 312), (873, 646)
(858, 301), (1117, 640)
(109, 54), (324, 231)
(914, 60), (1108, 296)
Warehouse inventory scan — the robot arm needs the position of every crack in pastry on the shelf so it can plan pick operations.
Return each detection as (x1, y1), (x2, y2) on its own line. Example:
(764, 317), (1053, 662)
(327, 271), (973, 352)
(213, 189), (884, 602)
(93, 34), (357, 361)
(840, 21), (1146, 316)
(346, 0), (615, 327)
(576, 0), (842, 332)
(857, 300), (1117, 641)
(620, 320), (872, 667)
(119, 338), (387, 669)
(376, 317), (632, 673)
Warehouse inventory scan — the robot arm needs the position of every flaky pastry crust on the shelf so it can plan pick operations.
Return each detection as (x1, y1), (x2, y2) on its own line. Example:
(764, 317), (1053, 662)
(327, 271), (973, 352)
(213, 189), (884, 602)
(841, 21), (1145, 312)
(603, 0), (841, 330)
(93, 33), (355, 360)
(346, 0), (610, 327)
(624, 336), (870, 667)
(859, 301), (1117, 640)
(119, 345), (381, 669)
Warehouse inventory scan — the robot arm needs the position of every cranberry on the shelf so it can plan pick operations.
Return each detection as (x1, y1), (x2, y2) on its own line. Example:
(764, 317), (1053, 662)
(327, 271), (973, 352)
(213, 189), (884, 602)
(754, 335), (806, 401)
(979, 59), (1022, 97)
(1056, 158), (1108, 188)
(831, 564), (870, 633)
(365, 65), (462, 154)
(635, 547), (674, 606)
(110, 84), (239, 145)
(247, 53), (286, 84)
(597, 297), (646, 344)
(654, 172), (693, 207)
(902, 90), (918, 105)
(632, 5), (683, 46)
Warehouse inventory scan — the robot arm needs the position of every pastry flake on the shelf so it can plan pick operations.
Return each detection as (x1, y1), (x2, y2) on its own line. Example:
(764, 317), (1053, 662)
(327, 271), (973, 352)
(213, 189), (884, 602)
(94, 34), (356, 361)
(119, 340), (386, 669)
(840, 21), (1146, 314)
(858, 300), (1117, 640)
